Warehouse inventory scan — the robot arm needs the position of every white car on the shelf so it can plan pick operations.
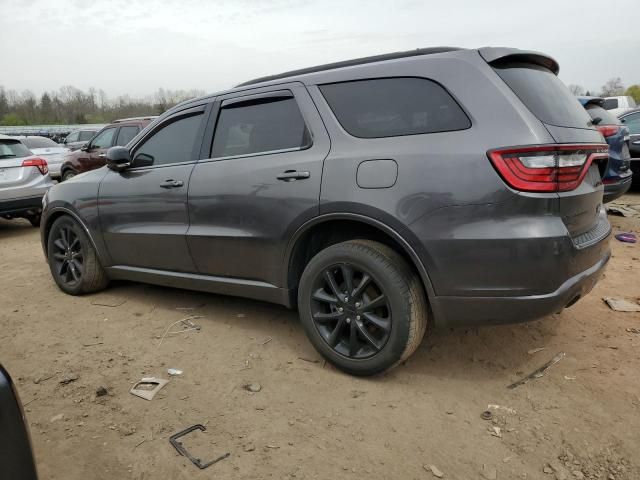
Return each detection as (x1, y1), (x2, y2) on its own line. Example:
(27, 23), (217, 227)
(603, 95), (637, 117)
(16, 136), (70, 180)
(0, 134), (54, 226)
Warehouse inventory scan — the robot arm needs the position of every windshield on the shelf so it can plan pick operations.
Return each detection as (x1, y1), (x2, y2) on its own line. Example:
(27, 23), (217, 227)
(21, 136), (59, 149)
(0, 140), (32, 159)
(493, 62), (592, 129)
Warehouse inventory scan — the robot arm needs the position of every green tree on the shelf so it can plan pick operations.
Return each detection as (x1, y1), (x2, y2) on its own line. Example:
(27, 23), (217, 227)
(625, 85), (640, 103)
(0, 112), (26, 126)
(40, 92), (53, 123)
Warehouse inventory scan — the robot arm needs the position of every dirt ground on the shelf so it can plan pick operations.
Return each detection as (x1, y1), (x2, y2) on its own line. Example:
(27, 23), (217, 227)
(1, 193), (639, 480)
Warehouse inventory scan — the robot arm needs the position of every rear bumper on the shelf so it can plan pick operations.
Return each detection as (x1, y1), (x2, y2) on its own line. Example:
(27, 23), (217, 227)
(432, 248), (610, 328)
(603, 174), (632, 203)
(0, 196), (44, 217)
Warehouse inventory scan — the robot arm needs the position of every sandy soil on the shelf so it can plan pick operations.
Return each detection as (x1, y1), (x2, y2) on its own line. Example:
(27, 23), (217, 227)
(1, 192), (639, 480)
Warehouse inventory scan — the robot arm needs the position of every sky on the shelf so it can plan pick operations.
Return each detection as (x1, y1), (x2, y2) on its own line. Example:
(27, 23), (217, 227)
(1, 0), (638, 99)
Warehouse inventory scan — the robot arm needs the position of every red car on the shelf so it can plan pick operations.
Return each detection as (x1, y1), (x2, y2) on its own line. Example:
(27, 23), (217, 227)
(60, 116), (155, 181)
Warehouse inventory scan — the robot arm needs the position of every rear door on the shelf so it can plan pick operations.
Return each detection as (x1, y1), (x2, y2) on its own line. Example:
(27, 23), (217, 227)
(489, 59), (607, 237)
(187, 84), (330, 287)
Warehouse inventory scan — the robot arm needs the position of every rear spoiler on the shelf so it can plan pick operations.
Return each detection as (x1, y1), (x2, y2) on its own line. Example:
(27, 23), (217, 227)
(478, 47), (559, 75)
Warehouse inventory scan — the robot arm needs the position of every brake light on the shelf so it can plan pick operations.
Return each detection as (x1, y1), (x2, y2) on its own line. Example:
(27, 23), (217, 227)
(488, 144), (608, 192)
(596, 125), (619, 138)
(22, 157), (48, 175)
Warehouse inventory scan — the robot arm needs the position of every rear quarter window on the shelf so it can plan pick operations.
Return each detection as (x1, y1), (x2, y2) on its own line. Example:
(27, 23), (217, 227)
(319, 77), (470, 138)
(493, 62), (592, 129)
(603, 98), (619, 110)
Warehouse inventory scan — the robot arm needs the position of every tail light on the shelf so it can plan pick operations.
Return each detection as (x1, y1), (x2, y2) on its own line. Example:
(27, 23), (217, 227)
(22, 157), (48, 175)
(596, 125), (619, 138)
(488, 144), (608, 192)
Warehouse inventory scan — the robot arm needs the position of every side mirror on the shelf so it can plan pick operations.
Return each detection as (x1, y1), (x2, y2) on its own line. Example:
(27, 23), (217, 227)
(106, 146), (131, 171)
(80, 143), (90, 151)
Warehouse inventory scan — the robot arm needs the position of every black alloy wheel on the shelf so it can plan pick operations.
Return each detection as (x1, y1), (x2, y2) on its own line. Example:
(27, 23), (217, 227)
(311, 263), (392, 359)
(51, 224), (84, 287)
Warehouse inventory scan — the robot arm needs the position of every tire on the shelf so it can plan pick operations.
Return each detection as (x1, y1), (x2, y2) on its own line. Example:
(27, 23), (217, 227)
(27, 213), (41, 227)
(62, 170), (76, 182)
(297, 240), (428, 376)
(47, 216), (109, 295)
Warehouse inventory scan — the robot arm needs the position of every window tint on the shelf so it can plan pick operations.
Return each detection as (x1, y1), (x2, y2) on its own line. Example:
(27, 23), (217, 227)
(212, 96), (311, 158)
(116, 126), (139, 146)
(493, 63), (591, 128)
(66, 132), (79, 143)
(622, 113), (640, 134)
(91, 128), (116, 148)
(22, 136), (58, 148)
(585, 104), (620, 125)
(603, 98), (619, 110)
(79, 130), (96, 141)
(319, 78), (470, 138)
(0, 140), (31, 159)
(133, 113), (203, 167)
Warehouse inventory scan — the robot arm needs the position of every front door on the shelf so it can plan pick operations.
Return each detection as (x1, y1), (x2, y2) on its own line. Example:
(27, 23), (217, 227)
(87, 126), (117, 171)
(187, 85), (330, 287)
(98, 106), (208, 272)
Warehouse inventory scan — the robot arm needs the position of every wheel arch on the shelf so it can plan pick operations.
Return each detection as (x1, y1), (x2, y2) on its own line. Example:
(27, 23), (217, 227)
(42, 207), (103, 263)
(284, 213), (437, 307)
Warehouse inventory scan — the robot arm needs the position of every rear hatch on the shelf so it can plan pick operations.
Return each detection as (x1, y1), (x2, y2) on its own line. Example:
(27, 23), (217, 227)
(0, 139), (45, 197)
(481, 48), (608, 239)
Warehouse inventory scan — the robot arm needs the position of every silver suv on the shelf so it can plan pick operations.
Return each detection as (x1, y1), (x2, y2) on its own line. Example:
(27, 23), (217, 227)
(0, 134), (53, 227)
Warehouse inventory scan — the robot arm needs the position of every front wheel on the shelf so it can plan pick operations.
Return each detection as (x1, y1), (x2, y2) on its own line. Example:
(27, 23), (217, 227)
(47, 216), (109, 295)
(298, 240), (428, 376)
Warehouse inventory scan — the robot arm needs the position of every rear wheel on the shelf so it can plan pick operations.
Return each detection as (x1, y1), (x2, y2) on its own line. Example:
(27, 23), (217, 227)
(62, 170), (76, 182)
(47, 216), (109, 295)
(298, 240), (428, 376)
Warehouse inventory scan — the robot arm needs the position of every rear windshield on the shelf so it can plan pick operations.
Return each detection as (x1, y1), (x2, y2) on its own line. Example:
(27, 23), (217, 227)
(0, 140), (32, 159)
(584, 104), (620, 126)
(493, 62), (592, 129)
(21, 136), (58, 149)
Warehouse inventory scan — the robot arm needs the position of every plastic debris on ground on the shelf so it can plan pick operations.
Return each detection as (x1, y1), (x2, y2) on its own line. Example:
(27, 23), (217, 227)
(603, 297), (640, 312)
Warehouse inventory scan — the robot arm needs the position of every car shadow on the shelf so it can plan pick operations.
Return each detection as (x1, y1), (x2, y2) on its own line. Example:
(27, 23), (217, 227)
(0, 219), (39, 240)
(90, 280), (560, 384)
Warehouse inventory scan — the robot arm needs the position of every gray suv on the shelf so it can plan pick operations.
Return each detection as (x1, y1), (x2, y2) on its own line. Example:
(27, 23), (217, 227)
(40, 47), (611, 375)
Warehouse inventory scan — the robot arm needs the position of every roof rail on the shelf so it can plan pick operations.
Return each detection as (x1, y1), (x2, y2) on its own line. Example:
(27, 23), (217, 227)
(236, 47), (463, 87)
(113, 116), (158, 123)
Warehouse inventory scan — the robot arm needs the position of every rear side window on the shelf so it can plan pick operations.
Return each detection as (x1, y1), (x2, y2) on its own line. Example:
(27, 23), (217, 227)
(133, 113), (203, 167)
(116, 126), (139, 146)
(603, 98), (619, 110)
(0, 140), (31, 159)
(319, 77), (470, 138)
(584, 104), (620, 125)
(493, 62), (592, 128)
(212, 96), (311, 158)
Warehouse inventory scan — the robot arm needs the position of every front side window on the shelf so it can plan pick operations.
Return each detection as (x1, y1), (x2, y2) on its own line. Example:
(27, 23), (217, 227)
(623, 113), (640, 134)
(319, 77), (471, 138)
(79, 131), (96, 141)
(91, 128), (116, 149)
(116, 126), (140, 146)
(65, 132), (79, 143)
(133, 113), (203, 167)
(212, 95), (311, 158)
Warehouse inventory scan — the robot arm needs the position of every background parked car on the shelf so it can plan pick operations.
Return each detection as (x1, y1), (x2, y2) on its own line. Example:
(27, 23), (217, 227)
(0, 134), (53, 226)
(618, 107), (640, 186)
(60, 117), (155, 181)
(603, 95), (637, 116)
(0, 363), (38, 480)
(578, 97), (632, 201)
(62, 128), (100, 151)
(16, 136), (69, 181)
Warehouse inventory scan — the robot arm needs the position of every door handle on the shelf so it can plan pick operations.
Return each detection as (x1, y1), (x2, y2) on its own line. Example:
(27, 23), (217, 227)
(276, 170), (310, 181)
(98, 153), (106, 158)
(160, 179), (184, 188)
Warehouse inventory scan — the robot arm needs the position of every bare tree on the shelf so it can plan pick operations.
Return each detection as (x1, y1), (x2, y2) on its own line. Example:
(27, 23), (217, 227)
(567, 84), (585, 96)
(600, 77), (625, 97)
